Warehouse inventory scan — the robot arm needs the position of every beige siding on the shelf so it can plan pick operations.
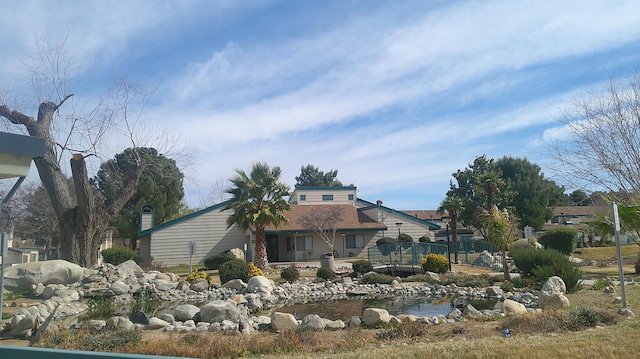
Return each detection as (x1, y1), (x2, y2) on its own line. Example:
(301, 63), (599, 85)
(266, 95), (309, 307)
(360, 207), (434, 244)
(293, 188), (356, 205)
(140, 213), (153, 231)
(148, 209), (249, 266)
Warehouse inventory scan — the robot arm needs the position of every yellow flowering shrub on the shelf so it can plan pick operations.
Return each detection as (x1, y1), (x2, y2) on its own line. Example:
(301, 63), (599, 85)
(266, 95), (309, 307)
(247, 262), (264, 278)
(185, 269), (213, 285)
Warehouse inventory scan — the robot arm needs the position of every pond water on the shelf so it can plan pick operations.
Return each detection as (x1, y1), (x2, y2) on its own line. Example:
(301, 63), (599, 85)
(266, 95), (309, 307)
(274, 296), (499, 321)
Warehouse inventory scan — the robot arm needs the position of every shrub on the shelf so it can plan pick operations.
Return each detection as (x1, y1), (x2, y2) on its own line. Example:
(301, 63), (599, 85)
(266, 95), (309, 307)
(352, 259), (373, 275)
(219, 258), (250, 284)
(500, 281), (514, 292)
(316, 267), (337, 281)
(538, 227), (578, 255)
(419, 234), (431, 243)
(591, 278), (614, 290)
(511, 248), (569, 277)
(101, 247), (137, 265)
(421, 253), (449, 274)
(186, 269), (213, 285)
(360, 272), (394, 284)
(636, 256), (640, 274)
(376, 237), (397, 255)
(204, 252), (236, 270)
(398, 233), (414, 248)
(247, 262), (264, 278)
(532, 262), (582, 293)
(280, 266), (300, 283)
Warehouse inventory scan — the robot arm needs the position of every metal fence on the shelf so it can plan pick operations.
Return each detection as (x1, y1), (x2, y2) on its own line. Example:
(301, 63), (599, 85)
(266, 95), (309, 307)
(367, 240), (495, 268)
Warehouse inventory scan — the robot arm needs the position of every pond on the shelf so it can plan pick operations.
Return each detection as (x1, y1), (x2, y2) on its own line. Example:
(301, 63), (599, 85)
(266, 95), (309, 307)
(274, 296), (500, 321)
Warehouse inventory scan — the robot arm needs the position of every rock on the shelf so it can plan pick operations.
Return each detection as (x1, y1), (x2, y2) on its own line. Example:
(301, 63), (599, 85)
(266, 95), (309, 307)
(619, 308), (635, 317)
(115, 260), (144, 278)
(486, 286), (504, 297)
(85, 320), (106, 331)
(110, 280), (130, 295)
(106, 316), (135, 331)
(229, 248), (245, 260)
(247, 276), (273, 293)
(199, 300), (241, 323)
(158, 313), (175, 323)
(424, 272), (441, 284)
(474, 250), (493, 267)
(245, 293), (263, 310)
(463, 304), (483, 319)
(190, 278), (209, 292)
(154, 273), (171, 281)
(129, 310), (150, 325)
(512, 238), (542, 249)
(238, 317), (254, 335)
(539, 292), (570, 310)
(325, 319), (346, 330)
(174, 304), (201, 321)
(446, 308), (462, 320)
(502, 299), (527, 316)
(4, 260), (83, 292)
(271, 312), (299, 331)
(346, 316), (362, 327)
(300, 314), (325, 331)
(363, 308), (391, 326)
(541, 276), (566, 294)
(390, 280), (402, 289)
(222, 279), (247, 290)
(146, 317), (170, 330)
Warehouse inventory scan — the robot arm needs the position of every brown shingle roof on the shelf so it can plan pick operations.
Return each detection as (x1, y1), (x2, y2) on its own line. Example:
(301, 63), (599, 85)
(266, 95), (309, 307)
(265, 204), (387, 232)
(402, 210), (442, 220)
(552, 206), (610, 217)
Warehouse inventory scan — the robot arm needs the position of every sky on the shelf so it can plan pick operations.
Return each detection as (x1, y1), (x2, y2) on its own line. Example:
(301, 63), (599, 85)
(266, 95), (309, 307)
(2, 0), (640, 211)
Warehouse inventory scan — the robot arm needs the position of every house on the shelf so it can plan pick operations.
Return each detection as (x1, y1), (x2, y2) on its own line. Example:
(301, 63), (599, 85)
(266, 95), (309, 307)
(138, 186), (441, 266)
(0, 236), (39, 266)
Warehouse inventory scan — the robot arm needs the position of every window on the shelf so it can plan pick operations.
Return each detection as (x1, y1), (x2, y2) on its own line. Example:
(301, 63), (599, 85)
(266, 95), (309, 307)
(322, 194), (333, 201)
(287, 237), (295, 251)
(299, 194), (306, 201)
(348, 194), (354, 200)
(296, 236), (313, 250)
(346, 234), (365, 248)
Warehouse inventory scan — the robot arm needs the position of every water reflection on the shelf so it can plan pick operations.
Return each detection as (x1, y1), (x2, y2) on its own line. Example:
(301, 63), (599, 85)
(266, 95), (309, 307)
(275, 297), (498, 321)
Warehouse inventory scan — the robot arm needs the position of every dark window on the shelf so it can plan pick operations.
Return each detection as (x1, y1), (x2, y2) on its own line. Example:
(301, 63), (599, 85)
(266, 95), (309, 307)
(300, 194), (306, 201)
(348, 194), (354, 200)
(322, 194), (334, 201)
(346, 234), (365, 248)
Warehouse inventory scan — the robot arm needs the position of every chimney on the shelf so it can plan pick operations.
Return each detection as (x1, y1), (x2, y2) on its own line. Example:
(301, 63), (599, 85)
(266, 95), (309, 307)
(140, 204), (155, 232)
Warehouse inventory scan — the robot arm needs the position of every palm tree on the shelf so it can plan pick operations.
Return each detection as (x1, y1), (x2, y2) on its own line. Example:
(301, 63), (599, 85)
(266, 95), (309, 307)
(476, 205), (518, 280)
(437, 195), (464, 263)
(224, 162), (291, 270)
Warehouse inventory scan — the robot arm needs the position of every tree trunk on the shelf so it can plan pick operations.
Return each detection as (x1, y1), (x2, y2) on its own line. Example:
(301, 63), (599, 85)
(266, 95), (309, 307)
(254, 226), (268, 270)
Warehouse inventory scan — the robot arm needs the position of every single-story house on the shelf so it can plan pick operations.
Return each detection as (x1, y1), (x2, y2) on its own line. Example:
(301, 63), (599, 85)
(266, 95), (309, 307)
(0, 237), (39, 266)
(138, 186), (441, 266)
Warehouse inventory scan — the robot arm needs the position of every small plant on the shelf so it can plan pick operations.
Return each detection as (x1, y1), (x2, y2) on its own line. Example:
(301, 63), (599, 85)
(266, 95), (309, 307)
(80, 295), (115, 320)
(203, 252), (236, 270)
(101, 247), (137, 265)
(352, 259), (373, 275)
(500, 280), (514, 292)
(316, 267), (336, 281)
(247, 262), (264, 278)
(186, 269), (213, 285)
(219, 258), (250, 284)
(281, 265), (300, 283)
(419, 234), (432, 243)
(591, 278), (614, 290)
(421, 253), (449, 274)
(360, 272), (394, 284)
(141, 259), (167, 272)
(302, 250), (314, 261)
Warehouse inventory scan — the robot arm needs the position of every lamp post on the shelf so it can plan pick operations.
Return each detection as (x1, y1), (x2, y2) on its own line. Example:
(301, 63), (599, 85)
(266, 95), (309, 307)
(395, 222), (402, 240)
(442, 216), (452, 271)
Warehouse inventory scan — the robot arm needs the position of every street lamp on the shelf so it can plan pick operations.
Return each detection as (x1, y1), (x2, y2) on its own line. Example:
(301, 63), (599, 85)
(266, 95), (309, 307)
(395, 222), (402, 240)
(441, 216), (452, 271)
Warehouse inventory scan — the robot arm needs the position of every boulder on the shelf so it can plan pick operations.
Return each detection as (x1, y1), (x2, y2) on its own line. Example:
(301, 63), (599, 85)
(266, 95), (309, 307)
(424, 272), (441, 284)
(300, 314), (325, 331)
(511, 238), (542, 249)
(174, 304), (201, 321)
(4, 260), (83, 292)
(115, 260), (144, 278)
(222, 279), (247, 290)
(247, 276), (273, 293)
(486, 286), (504, 297)
(539, 292), (570, 310)
(463, 304), (483, 319)
(541, 276), (566, 294)
(199, 300), (241, 324)
(324, 319), (346, 330)
(146, 317), (170, 330)
(189, 278), (209, 292)
(229, 248), (245, 260)
(110, 280), (130, 295)
(271, 312), (298, 331)
(362, 308), (391, 326)
(346, 316), (363, 327)
(106, 316), (135, 331)
(502, 299), (527, 316)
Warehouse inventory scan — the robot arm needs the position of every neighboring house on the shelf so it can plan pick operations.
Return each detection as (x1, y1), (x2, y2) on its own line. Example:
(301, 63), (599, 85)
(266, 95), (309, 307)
(138, 186), (441, 266)
(0, 237), (39, 266)
(541, 206), (611, 233)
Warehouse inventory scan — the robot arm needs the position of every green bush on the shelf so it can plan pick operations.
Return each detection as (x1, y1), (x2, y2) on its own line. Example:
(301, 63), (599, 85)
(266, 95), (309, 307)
(419, 234), (431, 243)
(376, 237), (397, 255)
(204, 252), (236, 270)
(352, 259), (373, 275)
(218, 258), (250, 284)
(398, 233), (414, 248)
(538, 227), (578, 255)
(421, 253), (449, 274)
(360, 272), (394, 284)
(101, 247), (137, 265)
(511, 248), (568, 277)
(636, 256), (640, 274)
(316, 267), (337, 281)
(531, 262), (582, 293)
(280, 266), (300, 283)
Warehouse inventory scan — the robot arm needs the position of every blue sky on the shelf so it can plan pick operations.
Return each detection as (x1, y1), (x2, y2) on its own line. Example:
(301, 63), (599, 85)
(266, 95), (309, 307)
(2, 1), (640, 210)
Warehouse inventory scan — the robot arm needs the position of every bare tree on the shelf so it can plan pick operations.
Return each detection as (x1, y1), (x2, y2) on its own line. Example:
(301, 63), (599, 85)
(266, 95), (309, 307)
(205, 178), (230, 205)
(299, 206), (344, 253)
(0, 37), (158, 267)
(546, 71), (640, 200)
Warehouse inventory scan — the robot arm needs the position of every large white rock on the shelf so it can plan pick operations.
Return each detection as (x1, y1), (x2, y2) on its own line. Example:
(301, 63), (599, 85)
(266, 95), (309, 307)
(4, 260), (83, 292)
(115, 260), (144, 278)
(247, 276), (273, 293)
(541, 276), (567, 294)
(174, 304), (201, 321)
(363, 308), (391, 326)
(511, 238), (543, 249)
(539, 292), (570, 310)
(502, 299), (527, 316)
(229, 248), (245, 260)
(270, 312), (298, 331)
(300, 314), (326, 331)
(199, 300), (241, 323)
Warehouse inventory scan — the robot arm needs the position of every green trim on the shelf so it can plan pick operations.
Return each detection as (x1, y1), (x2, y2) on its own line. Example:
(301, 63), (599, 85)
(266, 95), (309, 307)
(357, 199), (441, 230)
(0, 132), (46, 158)
(265, 226), (386, 235)
(139, 200), (230, 236)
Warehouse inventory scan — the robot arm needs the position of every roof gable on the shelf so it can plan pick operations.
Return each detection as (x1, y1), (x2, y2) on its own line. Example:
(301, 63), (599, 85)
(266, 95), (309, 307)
(356, 199), (441, 230)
